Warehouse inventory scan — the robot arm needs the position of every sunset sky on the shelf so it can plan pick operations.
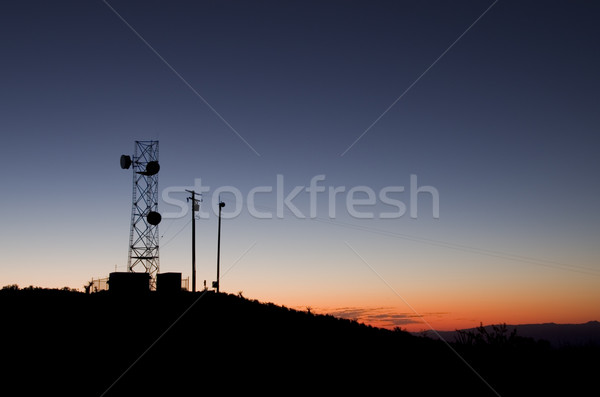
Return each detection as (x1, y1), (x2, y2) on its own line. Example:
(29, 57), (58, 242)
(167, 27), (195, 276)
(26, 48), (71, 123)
(1, 1), (599, 332)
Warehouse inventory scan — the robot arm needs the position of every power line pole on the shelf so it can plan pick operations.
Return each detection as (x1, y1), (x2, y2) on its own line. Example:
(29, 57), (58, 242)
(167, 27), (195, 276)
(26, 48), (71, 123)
(186, 190), (201, 292)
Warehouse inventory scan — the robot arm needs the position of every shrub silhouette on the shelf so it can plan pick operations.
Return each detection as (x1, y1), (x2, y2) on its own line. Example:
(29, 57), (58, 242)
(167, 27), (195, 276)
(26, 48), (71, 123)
(455, 322), (518, 347)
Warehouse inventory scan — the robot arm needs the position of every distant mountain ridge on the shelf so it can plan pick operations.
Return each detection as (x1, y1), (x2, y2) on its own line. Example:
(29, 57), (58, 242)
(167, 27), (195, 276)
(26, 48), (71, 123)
(426, 321), (600, 347)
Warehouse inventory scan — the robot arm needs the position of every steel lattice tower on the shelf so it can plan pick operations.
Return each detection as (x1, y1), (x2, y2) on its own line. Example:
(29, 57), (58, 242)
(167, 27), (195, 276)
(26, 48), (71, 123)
(121, 140), (161, 289)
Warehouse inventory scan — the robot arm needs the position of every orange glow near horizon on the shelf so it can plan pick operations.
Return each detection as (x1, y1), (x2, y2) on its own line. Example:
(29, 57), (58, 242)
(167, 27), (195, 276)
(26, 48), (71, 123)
(309, 304), (599, 333)
(4, 278), (598, 333)
(264, 273), (600, 332)
(6, 255), (599, 334)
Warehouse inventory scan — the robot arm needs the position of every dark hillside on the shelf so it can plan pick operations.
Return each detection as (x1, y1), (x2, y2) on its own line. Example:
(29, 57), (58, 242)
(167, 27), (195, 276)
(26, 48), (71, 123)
(1, 287), (595, 396)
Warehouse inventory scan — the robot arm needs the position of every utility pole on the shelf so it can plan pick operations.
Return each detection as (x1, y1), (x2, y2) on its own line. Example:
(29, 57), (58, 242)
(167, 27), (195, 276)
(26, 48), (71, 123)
(216, 200), (225, 293)
(186, 190), (201, 292)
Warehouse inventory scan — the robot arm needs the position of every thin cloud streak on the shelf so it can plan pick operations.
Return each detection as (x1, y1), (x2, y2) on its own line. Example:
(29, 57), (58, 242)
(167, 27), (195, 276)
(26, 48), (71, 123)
(319, 306), (450, 328)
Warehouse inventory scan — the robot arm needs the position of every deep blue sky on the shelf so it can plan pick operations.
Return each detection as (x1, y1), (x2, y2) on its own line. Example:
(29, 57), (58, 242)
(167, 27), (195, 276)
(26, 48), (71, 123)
(1, 1), (599, 329)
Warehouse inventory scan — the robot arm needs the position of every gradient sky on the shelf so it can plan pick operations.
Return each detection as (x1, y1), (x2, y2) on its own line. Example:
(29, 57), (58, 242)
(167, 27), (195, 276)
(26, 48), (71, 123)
(1, 1), (599, 331)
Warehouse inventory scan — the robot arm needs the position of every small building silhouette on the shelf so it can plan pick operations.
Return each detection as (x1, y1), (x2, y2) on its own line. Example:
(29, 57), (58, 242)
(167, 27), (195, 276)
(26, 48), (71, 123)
(108, 272), (150, 294)
(156, 272), (182, 294)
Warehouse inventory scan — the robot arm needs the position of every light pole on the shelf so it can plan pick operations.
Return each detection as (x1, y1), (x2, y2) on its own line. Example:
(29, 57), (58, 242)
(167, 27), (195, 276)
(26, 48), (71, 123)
(215, 200), (225, 293)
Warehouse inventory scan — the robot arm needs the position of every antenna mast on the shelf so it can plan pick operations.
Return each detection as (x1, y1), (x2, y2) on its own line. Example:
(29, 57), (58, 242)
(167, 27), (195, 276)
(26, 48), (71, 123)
(120, 140), (161, 290)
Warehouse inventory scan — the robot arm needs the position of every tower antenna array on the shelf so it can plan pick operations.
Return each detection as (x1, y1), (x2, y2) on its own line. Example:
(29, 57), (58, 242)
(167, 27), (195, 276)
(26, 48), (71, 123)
(120, 140), (161, 289)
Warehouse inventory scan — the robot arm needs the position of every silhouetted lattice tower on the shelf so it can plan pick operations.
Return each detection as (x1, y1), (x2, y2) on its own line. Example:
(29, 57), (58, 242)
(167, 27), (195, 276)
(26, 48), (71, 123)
(120, 141), (162, 289)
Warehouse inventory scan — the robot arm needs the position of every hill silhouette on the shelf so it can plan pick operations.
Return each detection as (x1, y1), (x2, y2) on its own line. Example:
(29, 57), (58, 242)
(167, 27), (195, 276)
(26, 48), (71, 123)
(2, 286), (596, 396)
(430, 321), (600, 348)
